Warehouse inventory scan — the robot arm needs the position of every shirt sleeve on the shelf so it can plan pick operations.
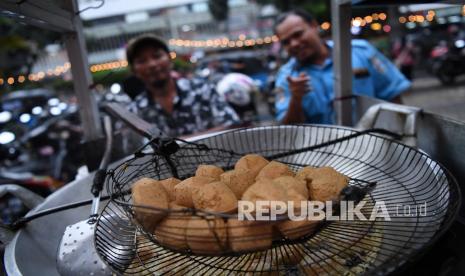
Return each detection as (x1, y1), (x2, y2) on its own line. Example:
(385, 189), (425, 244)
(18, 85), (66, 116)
(274, 66), (292, 122)
(362, 41), (411, 100)
(209, 84), (240, 127)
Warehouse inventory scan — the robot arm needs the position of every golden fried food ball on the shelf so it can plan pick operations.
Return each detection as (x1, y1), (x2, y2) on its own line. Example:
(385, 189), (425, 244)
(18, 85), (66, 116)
(272, 176), (308, 206)
(234, 154), (270, 179)
(195, 165), (224, 180)
(228, 219), (273, 252)
(295, 166), (317, 181)
(297, 166), (349, 202)
(220, 169), (255, 198)
(131, 177), (169, 232)
(275, 219), (319, 241)
(192, 181), (238, 213)
(168, 201), (190, 211)
(174, 176), (216, 208)
(160, 177), (181, 201)
(154, 207), (190, 251)
(256, 161), (294, 181)
(185, 217), (228, 254)
(241, 179), (288, 208)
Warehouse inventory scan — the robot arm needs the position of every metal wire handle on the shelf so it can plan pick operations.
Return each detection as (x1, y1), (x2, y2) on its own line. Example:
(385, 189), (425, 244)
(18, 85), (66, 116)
(89, 115), (113, 223)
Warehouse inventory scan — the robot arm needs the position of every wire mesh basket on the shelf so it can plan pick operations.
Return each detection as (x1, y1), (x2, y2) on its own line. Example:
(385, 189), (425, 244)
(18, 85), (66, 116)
(95, 125), (460, 275)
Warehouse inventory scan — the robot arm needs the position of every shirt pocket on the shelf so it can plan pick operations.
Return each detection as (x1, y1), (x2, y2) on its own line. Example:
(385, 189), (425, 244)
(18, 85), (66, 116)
(352, 67), (374, 96)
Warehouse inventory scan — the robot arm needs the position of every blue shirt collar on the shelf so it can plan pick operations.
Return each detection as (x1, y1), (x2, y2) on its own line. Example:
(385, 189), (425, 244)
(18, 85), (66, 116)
(290, 40), (333, 71)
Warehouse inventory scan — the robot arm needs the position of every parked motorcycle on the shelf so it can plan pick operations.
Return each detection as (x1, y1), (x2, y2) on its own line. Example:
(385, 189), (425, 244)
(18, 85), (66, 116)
(0, 90), (85, 224)
(430, 39), (465, 85)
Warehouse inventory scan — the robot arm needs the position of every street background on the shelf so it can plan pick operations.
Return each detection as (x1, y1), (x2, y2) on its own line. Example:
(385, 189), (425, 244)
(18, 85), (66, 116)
(404, 74), (465, 121)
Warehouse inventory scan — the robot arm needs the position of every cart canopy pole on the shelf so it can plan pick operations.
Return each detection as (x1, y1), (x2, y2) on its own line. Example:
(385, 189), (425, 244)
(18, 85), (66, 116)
(331, 0), (353, 126)
(63, 0), (103, 141)
(0, 0), (75, 32)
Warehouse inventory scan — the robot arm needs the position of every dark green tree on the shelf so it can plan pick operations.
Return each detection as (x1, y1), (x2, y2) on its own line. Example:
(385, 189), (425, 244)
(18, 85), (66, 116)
(208, 0), (229, 22)
(0, 17), (60, 81)
(208, 0), (229, 32)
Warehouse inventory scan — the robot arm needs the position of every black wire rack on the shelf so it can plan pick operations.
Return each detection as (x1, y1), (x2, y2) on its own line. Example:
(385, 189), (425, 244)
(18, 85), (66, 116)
(95, 125), (460, 275)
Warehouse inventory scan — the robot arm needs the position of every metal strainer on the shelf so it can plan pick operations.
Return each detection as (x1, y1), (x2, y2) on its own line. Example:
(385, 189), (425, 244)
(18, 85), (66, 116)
(57, 219), (111, 275)
(57, 115), (134, 275)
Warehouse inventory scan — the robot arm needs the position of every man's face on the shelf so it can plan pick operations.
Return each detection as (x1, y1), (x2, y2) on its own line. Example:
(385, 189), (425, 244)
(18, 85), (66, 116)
(276, 15), (322, 63)
(131, 46), (171, 86)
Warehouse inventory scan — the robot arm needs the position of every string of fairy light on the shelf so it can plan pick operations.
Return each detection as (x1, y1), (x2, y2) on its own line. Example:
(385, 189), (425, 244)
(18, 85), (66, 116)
(1, 34), (279, 84)
(1, 7), (464, 85)
(168, 34), (279, 49)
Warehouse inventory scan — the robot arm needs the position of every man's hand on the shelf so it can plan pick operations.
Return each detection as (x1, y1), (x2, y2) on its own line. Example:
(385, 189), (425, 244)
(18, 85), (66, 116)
(282, 72), (311, 124)
(286, 72), (311, 99)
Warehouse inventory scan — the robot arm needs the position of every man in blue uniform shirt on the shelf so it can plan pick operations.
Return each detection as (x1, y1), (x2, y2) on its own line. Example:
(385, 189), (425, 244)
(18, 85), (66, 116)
(274, 10), (411, 124)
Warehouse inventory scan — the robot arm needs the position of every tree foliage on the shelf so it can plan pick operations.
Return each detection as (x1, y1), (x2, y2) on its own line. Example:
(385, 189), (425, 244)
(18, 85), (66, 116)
(0, 17), (60, 78)
(208, 0), (229, 22)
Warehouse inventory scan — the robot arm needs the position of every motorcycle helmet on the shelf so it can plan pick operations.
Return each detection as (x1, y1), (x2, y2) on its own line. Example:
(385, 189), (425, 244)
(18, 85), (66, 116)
(216, 73), (256, 107)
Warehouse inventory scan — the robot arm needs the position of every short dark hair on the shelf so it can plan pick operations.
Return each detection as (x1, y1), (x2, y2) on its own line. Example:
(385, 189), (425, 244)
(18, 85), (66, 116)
(126, 34), (170, 66)
(273, 9), (315, 33)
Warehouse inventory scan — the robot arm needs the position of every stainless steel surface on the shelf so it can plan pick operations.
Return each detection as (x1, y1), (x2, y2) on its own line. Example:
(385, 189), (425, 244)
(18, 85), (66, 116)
(416, 112), (465, 220)
(0, 185), (44, 210)
(356, 103), (421, 147)
(354, 96), (465, 219)
(331, 0), (353, 126)
(0, 185), (44, 245)
(4, 172), (103, 276)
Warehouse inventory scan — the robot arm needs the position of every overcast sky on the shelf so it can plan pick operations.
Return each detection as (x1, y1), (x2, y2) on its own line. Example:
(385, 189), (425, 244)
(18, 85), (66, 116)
(77, 0), (205, 20)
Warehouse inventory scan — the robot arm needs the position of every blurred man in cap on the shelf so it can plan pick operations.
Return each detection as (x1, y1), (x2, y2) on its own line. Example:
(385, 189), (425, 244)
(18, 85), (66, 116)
(274, 10), (410, 124)
(126, 34), (239, 137)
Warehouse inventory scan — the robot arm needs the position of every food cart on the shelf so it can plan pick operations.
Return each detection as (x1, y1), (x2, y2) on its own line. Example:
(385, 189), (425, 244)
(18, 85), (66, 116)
(1, 0), (464, 275)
